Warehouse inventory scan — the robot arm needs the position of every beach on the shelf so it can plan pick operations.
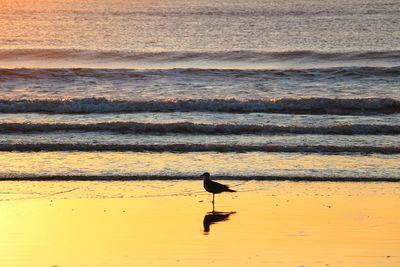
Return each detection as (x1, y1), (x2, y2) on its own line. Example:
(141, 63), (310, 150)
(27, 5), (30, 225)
(0, 0), (399, 182)
(1, 0), (399, 265)
(1, 180), (399, 267)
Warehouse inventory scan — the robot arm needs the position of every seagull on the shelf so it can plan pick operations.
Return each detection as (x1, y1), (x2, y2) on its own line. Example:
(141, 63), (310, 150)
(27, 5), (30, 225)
(201, 172), (236, 205)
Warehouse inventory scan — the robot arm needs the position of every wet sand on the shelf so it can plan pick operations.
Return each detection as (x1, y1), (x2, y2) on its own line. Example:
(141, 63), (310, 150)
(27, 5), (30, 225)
(0, 181), (399, 266)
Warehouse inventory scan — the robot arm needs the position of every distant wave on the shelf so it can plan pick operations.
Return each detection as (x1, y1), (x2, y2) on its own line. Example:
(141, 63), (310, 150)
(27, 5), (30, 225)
(1, 49), (399, 68)
(0, 122), (399, 135)
(0, 174), (399, 182)
(0, 98), (399, 115)
(1, 66), (400, 80)
(11, 8), (398, 18)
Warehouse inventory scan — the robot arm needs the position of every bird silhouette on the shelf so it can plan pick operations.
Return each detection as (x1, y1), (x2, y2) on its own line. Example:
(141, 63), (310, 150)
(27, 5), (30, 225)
(203, 211), (236, 233)
(201, 172), (236, 209)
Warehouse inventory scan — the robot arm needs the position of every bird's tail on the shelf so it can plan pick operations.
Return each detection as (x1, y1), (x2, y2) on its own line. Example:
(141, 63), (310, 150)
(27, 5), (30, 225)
(227, 188), (236, 192)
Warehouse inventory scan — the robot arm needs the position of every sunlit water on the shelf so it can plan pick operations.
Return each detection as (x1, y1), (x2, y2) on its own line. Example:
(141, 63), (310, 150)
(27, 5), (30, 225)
(0, 0), (399, 180)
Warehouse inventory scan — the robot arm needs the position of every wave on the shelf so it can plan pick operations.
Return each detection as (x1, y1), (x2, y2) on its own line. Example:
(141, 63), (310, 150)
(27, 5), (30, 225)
(0, 98), (399, 115)
(0, 143), (398, 154)
(0, 174), (399, 182)
(9, 8), (398, 18)
(0, 122), (399, 135)
(1, 66), (400, 81)
(1, 49), (399, 68)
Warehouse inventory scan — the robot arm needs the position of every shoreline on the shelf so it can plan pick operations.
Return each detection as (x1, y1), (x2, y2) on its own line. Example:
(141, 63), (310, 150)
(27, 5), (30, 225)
(1, 175), (400, 182)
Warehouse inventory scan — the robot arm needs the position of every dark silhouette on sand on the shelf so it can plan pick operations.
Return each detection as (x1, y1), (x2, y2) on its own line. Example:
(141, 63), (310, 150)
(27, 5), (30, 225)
(201, 172), (236, 209)
(203, 211), (236, 233)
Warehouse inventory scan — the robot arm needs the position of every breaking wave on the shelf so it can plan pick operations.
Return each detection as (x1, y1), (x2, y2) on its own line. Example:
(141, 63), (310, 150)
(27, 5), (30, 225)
(0, 143), (398, 154)
(0, 122), (399, 135)
(0, 98), (399, 115)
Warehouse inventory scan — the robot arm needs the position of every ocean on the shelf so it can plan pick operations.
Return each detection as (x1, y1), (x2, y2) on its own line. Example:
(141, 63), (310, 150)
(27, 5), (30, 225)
(0, 0), (399, 180)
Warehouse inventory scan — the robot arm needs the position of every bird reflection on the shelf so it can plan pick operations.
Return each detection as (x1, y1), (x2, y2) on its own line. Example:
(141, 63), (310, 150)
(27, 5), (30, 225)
(203, 211), (236, 233)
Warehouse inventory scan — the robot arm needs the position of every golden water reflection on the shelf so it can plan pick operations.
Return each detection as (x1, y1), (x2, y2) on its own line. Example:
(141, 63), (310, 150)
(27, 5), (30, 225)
(0, 181), (399, 266)
(203, 211), (236, 234)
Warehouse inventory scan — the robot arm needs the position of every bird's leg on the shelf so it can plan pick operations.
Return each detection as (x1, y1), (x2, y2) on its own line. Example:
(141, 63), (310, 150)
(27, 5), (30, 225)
(212, 194), (215, 204)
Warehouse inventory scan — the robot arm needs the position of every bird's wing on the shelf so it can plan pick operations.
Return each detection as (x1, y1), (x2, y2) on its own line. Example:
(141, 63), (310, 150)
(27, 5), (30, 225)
(211, 180), (230, 192)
